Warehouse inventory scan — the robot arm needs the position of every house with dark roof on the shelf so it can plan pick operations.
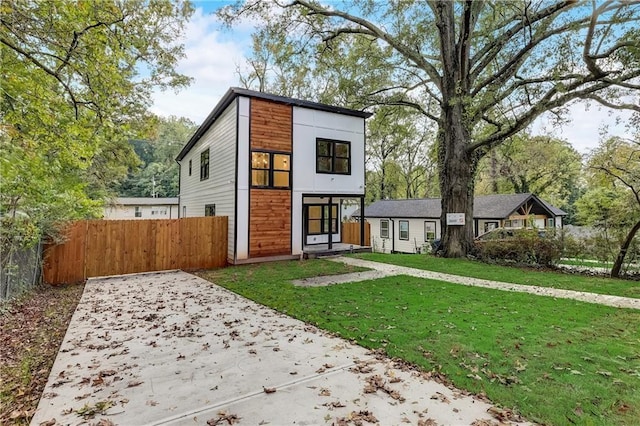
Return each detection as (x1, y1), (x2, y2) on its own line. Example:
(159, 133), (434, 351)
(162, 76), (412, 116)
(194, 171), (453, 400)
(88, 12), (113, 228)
(355, 193), (566, 253)
(176, 87), (372, 264)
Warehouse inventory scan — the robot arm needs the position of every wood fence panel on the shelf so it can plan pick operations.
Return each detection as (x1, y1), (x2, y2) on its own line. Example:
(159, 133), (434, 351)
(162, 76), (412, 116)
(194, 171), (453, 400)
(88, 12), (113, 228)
(44, 217), (228, 284)
(43, 221), (87, 284)
(341, 221), (371, 246)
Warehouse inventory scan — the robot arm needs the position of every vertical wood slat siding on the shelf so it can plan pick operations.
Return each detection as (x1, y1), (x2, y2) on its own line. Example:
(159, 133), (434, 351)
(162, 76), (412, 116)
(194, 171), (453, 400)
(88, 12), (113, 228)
(250, 99), (292, 152)
(43, 217), (228, 284)
(341, 222), (371, 246)
(250, 189), (291, 257)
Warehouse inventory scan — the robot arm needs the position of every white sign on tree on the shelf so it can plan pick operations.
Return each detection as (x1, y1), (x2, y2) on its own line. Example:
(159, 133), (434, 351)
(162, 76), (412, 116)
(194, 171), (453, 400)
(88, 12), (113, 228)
(446, 213), (465, 225)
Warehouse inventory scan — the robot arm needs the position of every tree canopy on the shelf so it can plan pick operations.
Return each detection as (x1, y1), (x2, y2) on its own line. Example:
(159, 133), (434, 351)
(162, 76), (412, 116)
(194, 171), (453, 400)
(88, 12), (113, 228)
(1, 0), (193, 242)
(221, 0), (640, 257)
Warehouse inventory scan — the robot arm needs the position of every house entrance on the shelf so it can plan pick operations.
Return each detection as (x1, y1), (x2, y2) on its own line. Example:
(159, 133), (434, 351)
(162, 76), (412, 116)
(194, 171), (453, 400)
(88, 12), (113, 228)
(303, 203), (339, 245)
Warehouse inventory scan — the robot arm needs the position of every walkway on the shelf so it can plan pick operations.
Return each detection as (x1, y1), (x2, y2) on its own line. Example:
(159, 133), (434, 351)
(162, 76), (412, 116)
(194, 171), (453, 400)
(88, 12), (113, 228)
(31, 271), (529, 426)
(293, 256), (640, 310)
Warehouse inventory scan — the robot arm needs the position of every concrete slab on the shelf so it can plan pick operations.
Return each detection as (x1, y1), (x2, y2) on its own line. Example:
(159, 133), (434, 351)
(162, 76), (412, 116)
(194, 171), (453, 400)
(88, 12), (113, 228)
(32, 271), (529, 426)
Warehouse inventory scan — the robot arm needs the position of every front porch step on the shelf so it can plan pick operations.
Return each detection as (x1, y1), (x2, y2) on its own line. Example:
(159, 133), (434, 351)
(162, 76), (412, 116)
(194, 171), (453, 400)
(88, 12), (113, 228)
(303, 247), (372, 260)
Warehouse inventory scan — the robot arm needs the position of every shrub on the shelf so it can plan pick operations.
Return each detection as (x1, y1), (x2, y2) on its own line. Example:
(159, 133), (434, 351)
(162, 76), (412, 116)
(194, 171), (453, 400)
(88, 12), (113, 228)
(475, 229), (562, 266)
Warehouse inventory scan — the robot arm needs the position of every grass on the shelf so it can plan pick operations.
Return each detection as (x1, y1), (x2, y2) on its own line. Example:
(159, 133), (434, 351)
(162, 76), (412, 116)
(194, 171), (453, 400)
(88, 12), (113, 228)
(559, 259), (640, 272)
(348, 252), (640, 299)
(199, 259), (640, 426)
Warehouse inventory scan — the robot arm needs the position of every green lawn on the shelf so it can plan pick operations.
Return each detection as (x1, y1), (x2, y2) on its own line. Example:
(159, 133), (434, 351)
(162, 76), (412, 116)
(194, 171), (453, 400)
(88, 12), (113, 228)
(349, 253), (640, 299)
(199, 259), (640, 426)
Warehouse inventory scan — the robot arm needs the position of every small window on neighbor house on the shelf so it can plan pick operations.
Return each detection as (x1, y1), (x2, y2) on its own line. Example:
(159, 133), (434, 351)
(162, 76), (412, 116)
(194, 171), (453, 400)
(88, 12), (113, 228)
(188, 159), (192, 176)
(182, 206), (186, 217)
(547, 218), (555, 228)
(205, 204), (216, 216)
(399, 220), (409, 240)
(424, 221), (436, 241)
(200, 148), (210, 181)
(316, 138), (350, 174)
(251, 151), (290, 189)
(134, 206), (142, 218)
(484, 221), (499, 233)
(380, 220), (389, 239)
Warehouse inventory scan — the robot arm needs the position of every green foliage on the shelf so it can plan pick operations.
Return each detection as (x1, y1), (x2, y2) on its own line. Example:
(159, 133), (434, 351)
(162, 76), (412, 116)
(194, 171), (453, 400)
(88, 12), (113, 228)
(201, 260), (640, 425)
(116, 116), (197, 197)
(0, 0), (193, 246)
(474, 229), (562, 266)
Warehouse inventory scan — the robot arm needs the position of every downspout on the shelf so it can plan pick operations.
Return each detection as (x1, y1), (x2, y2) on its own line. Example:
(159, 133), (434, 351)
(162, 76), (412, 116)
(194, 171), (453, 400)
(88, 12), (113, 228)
(176, 160), (181, 218)
(390, 218), (395, 253)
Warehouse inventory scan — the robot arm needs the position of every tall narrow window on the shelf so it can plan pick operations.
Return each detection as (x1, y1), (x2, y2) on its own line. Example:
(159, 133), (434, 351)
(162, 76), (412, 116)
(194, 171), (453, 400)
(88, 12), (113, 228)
(380, 219), (389, 238)
(316, 139), (351, 174)
(188, 159), (192, 176)
(424, 221), (436, 241)
(399, 220), (409, 240)
(200, 148), (210, 181)
(251, 151), (290, 189)
(306, 204), (338, 235)
(134, 206), (142, 218)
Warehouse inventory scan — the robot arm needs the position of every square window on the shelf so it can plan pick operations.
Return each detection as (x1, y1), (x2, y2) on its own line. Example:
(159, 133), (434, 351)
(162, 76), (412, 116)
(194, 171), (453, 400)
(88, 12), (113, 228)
(251, 151), (290, 189)
(205, 204), (215, 216)
(316, 139), (350, 175)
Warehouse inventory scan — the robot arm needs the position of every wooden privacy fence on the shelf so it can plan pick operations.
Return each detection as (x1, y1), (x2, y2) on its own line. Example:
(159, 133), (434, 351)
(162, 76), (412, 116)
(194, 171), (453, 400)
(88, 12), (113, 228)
(341, 221), (371, 246)
(44, 217), (228, 284)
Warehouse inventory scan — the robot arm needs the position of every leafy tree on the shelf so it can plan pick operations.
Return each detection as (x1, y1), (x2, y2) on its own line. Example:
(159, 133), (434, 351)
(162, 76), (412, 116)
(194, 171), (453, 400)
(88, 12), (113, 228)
(221, 0), (640, 257)
(579, 137), (640, 277)
(0, 0), (193, 246)
(475, 134), (583, 218)
(116, 116), (198, 197)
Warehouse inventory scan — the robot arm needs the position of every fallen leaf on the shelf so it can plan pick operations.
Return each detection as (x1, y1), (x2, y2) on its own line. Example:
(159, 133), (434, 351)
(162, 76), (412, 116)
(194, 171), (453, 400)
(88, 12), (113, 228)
(263, 386), (276, 394)
(127, 380), (144, 388)
(39, 419), (56, 426)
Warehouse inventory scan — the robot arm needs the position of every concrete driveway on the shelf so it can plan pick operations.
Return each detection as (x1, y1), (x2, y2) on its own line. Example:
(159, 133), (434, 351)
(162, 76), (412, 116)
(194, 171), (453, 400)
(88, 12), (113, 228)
(32, 271), (528, 425)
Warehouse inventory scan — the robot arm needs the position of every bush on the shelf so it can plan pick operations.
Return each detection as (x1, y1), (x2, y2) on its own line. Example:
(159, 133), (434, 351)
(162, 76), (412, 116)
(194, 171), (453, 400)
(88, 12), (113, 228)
(474, 229), (562, 266)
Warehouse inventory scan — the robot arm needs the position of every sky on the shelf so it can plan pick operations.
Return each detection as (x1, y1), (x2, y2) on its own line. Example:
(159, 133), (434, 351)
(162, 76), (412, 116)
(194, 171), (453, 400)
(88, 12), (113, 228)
(150, 1), (634, 155)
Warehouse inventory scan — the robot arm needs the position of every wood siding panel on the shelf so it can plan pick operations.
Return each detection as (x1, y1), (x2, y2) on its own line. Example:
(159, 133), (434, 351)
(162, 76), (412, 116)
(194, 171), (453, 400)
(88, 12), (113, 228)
(250, 99), (292, 152)
(250, 189), (291, 257)
(43, 218), (228, 284)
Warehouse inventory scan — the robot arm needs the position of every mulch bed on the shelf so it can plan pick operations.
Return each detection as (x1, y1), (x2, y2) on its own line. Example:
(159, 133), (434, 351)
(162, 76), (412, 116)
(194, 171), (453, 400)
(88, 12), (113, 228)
(0, 283), (85, 424)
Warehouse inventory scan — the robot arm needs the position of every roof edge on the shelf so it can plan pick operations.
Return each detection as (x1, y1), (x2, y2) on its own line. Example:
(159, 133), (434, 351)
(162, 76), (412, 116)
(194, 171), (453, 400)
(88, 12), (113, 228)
(176, 87), (373, 161)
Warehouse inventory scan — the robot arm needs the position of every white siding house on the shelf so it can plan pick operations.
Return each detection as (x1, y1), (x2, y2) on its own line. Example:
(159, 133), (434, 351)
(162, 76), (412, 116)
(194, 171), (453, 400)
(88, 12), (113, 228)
(176, 88), (371, 264)
(104, 197), (179, 220)
(359, 193), (566, 254)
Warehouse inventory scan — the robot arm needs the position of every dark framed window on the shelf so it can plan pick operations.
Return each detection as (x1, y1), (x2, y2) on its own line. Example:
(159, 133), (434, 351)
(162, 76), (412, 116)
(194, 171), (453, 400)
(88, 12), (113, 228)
(307, 204), (338, 235)
(483, 221), (499, 233)
(546, 218), (555, 228)
(188, 159), (192, 176)
(316, 138), (350, 175)
(380, 219), (389, 239)
(200, 148), (210, 181)
(399, 220), (409, 240)
(251, 151), (291, 189)
(134, 206), (142, 218)
(205, 204), (215, 216)
(424, 221), (436, 241)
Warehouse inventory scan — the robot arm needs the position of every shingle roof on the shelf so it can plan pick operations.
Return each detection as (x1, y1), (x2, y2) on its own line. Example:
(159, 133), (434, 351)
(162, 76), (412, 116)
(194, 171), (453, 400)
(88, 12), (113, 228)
(176, 87), (372, 161)
(356, 193), (566, 219)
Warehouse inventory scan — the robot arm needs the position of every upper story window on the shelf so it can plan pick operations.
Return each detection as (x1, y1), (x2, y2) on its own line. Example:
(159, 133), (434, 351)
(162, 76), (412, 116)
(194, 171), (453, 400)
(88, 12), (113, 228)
(188, 159), (192, 176)
(200, 148), (210, 181)
(251, 151), (291, 189)
(317, 138), (350, 175)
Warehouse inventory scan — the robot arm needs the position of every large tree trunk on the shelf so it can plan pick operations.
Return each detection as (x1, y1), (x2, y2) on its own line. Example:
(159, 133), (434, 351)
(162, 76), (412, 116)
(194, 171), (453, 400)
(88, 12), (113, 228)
(611, 219), (640, 278)
(434, 1), (476, 258)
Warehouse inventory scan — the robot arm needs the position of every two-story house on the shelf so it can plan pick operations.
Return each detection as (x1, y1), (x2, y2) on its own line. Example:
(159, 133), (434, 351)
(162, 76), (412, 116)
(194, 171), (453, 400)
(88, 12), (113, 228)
(176, 88), (372, 264)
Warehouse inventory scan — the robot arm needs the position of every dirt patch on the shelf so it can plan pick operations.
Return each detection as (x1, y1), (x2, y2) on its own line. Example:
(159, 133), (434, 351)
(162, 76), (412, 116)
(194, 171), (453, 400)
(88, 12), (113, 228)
(0, 283), (84, 424)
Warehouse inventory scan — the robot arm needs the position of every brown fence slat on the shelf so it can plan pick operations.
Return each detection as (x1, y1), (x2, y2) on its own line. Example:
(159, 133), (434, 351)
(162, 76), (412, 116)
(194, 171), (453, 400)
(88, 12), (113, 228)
(44, 217), (228, 284)
(341, 222), (371, 246)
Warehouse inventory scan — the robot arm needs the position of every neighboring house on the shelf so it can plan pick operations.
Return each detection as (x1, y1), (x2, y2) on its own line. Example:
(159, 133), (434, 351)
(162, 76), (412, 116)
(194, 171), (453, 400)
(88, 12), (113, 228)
(104, 197), (179, 220)
(176, 87), (372, 264)
(358, 193), (566, 254)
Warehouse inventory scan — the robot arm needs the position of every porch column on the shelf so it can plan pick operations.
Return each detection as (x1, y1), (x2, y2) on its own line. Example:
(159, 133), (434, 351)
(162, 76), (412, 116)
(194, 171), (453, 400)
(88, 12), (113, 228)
(328, 196), (333, 250)
(360, 196), (365, 246)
